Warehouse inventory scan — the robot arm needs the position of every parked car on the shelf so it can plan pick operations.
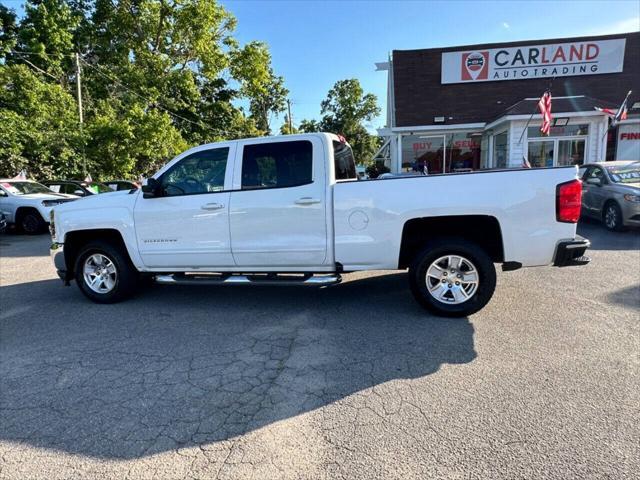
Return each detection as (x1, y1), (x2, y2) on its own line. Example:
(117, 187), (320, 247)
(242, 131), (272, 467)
(0, 179), (78, 234)
(43, 180), (113, 197)
(579, 161), (640, 231)
(49, 133), (590, 317)
(103, 180), (140, 191)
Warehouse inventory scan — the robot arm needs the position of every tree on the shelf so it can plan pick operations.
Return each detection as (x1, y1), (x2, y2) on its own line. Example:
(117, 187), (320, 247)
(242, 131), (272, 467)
(298, 79), (381, 164)
(0, 0), (290, 179)
(0, 64), (83, 178)
(230, 42), (288, 134)
(298, 118), (321, 133)
(279, 114), (298, 135)
(15, 0), (80, 78)
(0, 5), (18, 59)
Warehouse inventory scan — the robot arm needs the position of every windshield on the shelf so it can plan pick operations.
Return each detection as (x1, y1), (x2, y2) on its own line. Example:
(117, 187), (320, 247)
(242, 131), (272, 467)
(606, 163), (640, 184)
(0, 181), (54, 195)
(84, 182), (113, 194)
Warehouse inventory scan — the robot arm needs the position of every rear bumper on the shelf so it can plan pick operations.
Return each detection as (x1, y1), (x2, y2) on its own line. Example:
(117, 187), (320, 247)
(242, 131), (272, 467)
(553, 235), (591, 267)
(50, 242), (68, 281)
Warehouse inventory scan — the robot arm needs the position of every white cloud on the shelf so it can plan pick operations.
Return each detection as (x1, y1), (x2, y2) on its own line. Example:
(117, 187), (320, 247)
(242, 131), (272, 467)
(588, 16), (640, 35)
(502, 21), (510, 30)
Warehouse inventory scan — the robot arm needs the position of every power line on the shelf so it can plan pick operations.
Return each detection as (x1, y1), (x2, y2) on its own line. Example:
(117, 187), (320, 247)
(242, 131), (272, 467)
(7, 48), (239, 138)
(79, 58), (232, 136)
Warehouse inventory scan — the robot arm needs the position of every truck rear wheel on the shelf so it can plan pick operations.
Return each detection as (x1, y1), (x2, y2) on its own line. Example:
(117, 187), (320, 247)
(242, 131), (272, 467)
(74, 241), (139, 303)
(409, 238), (496, 317)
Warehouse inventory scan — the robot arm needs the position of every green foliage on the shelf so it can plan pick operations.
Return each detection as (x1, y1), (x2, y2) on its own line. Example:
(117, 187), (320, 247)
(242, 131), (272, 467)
(298, 118), (321, 133)
(0, 0), (288, 180)
(16, 0), (80, 78)
(230, 41), (288, 134)
(299, 79), (381, 165)
(0, 64), (84, 178)
(279, 115), (298, 135)
(0, 5), (18, 58)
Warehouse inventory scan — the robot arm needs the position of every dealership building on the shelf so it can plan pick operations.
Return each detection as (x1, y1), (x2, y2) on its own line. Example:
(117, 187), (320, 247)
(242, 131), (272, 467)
(375, 31), (639, 173)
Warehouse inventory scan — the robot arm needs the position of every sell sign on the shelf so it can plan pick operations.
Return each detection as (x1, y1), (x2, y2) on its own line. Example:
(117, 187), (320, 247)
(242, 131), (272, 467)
(441, 39), (626, 84)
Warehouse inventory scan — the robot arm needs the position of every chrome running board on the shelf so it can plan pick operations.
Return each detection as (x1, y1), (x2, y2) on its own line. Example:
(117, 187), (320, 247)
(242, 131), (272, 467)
(154, 273), (342, 287)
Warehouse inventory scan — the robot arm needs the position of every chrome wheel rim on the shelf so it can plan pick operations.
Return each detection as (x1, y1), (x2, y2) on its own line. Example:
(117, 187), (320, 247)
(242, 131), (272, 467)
(83, 253), (117, 294)
(426, 255), (479, 305)
(605, 206), (617, 229)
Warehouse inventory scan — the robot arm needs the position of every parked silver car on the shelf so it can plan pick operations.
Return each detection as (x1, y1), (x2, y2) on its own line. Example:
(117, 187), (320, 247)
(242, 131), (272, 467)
(579, 161), (640, 231)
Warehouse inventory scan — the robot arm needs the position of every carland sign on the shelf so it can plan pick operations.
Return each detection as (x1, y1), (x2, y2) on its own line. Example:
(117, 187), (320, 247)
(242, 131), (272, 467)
(441, 38), (626, 84)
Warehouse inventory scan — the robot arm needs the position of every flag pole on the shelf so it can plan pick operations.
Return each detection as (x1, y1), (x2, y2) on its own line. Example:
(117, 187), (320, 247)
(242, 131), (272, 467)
(517, 101), (541, 145)
(518, 79), (554, 144)
(601, 89), (632, 143)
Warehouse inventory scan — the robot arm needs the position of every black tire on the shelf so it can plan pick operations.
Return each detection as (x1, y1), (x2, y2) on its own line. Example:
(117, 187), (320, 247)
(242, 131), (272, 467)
(74, 240), (139, 303)
(603, 201), (625, 232)
(409, 237), (496, 317)
(18, 209), (46, 235)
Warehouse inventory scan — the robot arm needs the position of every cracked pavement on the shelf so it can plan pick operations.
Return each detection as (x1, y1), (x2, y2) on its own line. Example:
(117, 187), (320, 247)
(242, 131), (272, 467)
(0, 222), (638, 479)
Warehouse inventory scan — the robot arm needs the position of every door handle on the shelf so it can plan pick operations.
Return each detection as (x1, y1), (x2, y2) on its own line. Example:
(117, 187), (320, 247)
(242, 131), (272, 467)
(295, 197), (321, 205)
(201, 202), (225, 210)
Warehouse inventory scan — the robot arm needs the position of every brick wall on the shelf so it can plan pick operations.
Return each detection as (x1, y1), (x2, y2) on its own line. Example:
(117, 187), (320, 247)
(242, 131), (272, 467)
(392, 32), (640, 127)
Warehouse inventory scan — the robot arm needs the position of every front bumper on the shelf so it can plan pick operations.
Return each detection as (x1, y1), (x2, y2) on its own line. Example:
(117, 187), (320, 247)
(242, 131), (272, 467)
(553, 235), (591, 267)
(50, 242), (69, 282)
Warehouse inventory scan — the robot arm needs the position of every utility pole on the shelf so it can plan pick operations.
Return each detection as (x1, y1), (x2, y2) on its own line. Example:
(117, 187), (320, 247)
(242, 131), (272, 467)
(75, 52), (85, 174)
(287, 99), (293, 133)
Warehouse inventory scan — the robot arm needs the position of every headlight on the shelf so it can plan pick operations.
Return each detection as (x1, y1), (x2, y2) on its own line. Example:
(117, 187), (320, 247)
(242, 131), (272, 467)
(623, 194), (640, 203)
(42, 199), (62, 207)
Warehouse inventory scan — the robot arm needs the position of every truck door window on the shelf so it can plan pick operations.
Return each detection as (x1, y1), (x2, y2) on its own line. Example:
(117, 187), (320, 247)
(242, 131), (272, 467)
(333, 141), (357, 180)
(241, 140), (312, 190)
(160, 147), (229, 196)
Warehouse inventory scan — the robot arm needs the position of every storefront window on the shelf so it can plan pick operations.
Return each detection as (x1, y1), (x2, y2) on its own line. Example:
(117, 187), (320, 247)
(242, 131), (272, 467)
(447, 133), (481, 172)
(493, 132), (508, 168)
(557, 139), (586, 166)
(401, 134), (445, 173)
(528, 141), (554, 168)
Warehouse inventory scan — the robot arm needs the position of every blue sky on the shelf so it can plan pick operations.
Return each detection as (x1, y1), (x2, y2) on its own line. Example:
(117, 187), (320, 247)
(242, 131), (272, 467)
(223, 0), (639, 131)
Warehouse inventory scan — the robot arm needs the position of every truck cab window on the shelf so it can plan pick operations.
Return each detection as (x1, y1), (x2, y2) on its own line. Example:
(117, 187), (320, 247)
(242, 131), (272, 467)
(241, 140), (312, 190)
(161, 147), (229, 196)
(333, 141), (357, 180)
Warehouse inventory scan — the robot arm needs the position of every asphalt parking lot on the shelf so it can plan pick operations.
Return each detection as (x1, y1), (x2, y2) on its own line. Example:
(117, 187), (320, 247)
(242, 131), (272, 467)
(0, 222), (638, 480)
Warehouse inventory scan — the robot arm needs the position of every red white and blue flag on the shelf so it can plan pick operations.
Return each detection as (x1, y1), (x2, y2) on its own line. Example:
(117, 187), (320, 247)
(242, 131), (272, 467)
(596, 90), (631, 128)
(538, 91), (552, 135)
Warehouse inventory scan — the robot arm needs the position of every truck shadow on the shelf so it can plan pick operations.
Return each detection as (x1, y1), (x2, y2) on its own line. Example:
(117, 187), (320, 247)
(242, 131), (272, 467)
(0, 272), (476, 459)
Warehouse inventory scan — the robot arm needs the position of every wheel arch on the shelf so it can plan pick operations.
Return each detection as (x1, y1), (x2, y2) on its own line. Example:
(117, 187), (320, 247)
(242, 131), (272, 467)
(63, 229), (134, 280)
(398, 215), (504, 269)
(15, 206), (44, 223)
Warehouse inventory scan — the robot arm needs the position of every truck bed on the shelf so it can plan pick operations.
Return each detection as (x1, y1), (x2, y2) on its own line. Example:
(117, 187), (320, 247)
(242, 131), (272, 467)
(333, 167), (580, 270)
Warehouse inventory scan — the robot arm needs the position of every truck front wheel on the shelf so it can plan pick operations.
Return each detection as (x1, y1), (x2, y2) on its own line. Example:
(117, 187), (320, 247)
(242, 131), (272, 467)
(74, 241), (139, 303)
(409, 238), (496, 317)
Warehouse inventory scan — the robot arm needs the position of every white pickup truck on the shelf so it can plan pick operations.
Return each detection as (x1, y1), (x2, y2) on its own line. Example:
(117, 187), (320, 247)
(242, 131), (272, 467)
(50, 133), (590, 316)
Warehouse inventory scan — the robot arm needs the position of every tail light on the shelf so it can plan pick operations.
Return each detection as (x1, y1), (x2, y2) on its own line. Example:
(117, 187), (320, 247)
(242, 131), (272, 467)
(556, 179), (582, 223)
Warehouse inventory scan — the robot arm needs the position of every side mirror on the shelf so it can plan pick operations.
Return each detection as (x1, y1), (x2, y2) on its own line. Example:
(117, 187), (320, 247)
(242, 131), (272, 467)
(142, 177), (161, 198)
(73, 189), (84, 195)
(586, 177), (602, 186)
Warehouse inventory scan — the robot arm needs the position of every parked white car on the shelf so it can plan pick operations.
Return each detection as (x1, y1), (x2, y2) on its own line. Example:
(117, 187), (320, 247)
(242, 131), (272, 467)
(49, 133), (590, 316)
(0, 180), (78, 234)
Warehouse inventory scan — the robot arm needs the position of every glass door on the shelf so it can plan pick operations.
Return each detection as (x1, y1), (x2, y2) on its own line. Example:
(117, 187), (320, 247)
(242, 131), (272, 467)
(528, 141), (555, 168)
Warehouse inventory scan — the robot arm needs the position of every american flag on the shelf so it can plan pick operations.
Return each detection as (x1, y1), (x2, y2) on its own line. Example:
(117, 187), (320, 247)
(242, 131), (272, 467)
(611, 90), (631, 128)
(538, 91), (552, 135)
